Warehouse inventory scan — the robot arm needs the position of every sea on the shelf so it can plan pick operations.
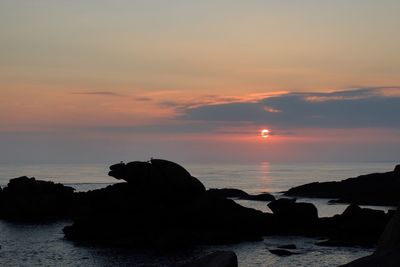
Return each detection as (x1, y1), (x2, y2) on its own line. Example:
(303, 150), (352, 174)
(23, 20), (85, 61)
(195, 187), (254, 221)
(0, 161), (397, 267)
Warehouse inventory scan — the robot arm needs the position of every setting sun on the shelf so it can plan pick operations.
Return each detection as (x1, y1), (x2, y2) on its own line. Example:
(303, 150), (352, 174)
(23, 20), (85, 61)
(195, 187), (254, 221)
(261, 129), (270, 138)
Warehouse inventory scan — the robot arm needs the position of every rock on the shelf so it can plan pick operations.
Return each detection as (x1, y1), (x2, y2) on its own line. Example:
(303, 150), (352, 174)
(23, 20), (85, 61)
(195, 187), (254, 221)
(285, 164), (400, 206)
(315, 240), (372, 248)
(63, 159), (272, 247)
(278, 244), (297, 249)
(180, 251), (238, 267)
(208, 188), (275, 202)
(266, 198), (319, 235)
(207, 188), (249, 198)
(0, 176), (74, 219)
(241, 193), (275, 202)
(316, 204), (388, 247)
(108, 159), (206, 201)
(269, 249), (299, 256)
(394, 164), (400, 173)
(341, 203), (400, 266)
(377, 203), (400, 252)
(268, 198), (318, 221)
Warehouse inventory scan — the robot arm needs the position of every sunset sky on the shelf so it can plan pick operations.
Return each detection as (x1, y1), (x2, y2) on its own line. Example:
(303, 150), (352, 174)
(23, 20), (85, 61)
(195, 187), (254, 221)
(1, 1), (400, 163)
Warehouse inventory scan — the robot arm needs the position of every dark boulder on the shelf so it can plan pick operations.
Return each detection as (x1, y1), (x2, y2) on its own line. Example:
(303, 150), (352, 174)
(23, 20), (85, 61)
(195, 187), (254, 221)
(268, 198), (318, 221)
(341, 203), (400, 266)
(0, 176), (74, 219)
(377, 205), (400, 252)
(267, 198), (318, 235)
(180, 251), (238, 267)
(317, 204), (389, 247)
(285, 164), (400, 206)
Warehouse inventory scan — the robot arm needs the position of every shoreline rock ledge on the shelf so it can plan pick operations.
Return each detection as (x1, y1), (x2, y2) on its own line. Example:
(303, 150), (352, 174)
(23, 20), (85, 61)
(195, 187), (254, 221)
(284, 164), (400, 206)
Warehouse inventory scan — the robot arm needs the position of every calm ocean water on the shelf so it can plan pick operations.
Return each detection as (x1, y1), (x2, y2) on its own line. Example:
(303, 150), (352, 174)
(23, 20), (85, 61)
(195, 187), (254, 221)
(0, 161), (397, 266)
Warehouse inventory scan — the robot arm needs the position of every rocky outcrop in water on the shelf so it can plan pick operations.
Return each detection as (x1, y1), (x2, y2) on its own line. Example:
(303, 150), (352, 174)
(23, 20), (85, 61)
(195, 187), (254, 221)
(0, 176), (74, 219)
(316, 204), (391, 247)
(0, 160), (394, 250)
(284, 164), (400, 206)
(207, 188), (275, 202)
(267, 198), (319, 235)
(108, 159), (206, 201)
(63, 159), (272, 247)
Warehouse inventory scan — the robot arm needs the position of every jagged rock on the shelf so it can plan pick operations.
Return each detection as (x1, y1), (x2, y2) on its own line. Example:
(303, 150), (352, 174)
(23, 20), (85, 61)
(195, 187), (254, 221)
(285, 165), (400, 206)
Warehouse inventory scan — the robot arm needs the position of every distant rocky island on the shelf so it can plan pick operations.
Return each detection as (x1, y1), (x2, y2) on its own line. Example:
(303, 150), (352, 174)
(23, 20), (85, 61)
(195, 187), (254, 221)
(285, 164), (400, 206)
(0, 159), (399, 266)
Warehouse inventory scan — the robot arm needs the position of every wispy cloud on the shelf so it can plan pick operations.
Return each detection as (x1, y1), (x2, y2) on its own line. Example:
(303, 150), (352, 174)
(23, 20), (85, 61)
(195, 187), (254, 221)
(182, 87), (400, 128)
(72, 91), (124, 97)
(134, 97), (152, 101)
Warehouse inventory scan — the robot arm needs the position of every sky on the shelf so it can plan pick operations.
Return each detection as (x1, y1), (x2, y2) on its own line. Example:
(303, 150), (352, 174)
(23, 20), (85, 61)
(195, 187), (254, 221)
(1, 1), (400, 164)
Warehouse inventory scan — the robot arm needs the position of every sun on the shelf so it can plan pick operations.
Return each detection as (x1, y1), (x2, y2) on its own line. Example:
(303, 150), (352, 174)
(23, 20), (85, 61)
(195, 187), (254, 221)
(261, 129), (270, 138)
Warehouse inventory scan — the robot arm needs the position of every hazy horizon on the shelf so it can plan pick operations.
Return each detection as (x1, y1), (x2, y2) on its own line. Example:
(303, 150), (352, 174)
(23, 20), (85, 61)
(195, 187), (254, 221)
(1, 1), (400, 164)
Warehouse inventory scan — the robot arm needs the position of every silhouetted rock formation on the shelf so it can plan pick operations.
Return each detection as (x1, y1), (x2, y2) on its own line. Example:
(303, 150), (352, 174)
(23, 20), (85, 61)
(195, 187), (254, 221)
(180, 251), (238, 267)
(285, 164), (400, 206)
(64, 159), (272, 247)
(316, 204), (390, 247)
(0, 176), (74, 219)
(341, 204), (400, 266)
(0, 160), (394, 250)
(207, 188), (275, 202)
(267, 198), (318, 235)
(108, 159), (206, 201)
